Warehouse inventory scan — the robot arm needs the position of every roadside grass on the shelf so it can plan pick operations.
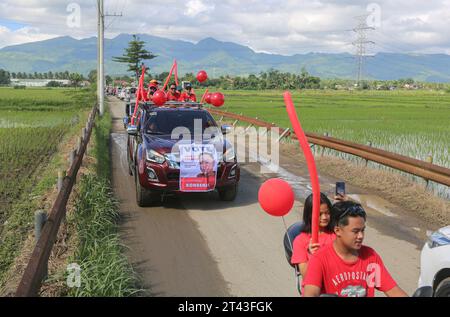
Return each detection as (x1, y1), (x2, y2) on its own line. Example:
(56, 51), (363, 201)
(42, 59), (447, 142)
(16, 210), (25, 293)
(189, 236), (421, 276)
(93, 109), (112, 180)
(66, 174), (140, 296)
(64, 106), (141, 297)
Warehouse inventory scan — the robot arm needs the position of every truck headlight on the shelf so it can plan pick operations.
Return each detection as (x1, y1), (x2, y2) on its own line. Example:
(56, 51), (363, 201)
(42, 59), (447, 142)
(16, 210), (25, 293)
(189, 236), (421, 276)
(427, 227), (450, 248)
(146, 167), (159, 181)
(229, 164), (237, 179)
(146, 149), (165, 164)
(165, 153), (180, 169)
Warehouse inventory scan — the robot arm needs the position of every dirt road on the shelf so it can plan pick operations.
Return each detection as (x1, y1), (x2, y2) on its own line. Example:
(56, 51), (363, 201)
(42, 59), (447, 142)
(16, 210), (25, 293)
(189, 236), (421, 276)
(110, 97), (431, 297)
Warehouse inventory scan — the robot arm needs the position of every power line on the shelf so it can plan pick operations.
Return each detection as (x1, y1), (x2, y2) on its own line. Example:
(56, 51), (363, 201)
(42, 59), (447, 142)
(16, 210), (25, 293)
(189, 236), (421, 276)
(104, 0), (123, 31)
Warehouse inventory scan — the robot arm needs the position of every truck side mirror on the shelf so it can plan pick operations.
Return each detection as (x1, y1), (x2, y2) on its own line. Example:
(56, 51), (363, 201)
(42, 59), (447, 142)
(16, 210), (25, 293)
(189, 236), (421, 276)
(221, 124), (232, 135)
(127, 125), (138, 136)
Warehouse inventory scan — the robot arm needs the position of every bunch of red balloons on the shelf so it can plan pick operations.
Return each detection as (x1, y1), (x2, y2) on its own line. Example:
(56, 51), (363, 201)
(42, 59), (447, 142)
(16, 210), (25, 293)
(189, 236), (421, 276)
(209, 92), (225, 107)
(203, 92), (225, 107)
(196, 70), (225, 107)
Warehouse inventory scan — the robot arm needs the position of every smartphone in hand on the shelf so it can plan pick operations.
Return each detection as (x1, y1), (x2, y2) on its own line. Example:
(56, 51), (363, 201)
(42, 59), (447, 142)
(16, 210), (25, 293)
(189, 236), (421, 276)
(335, 182), (345, 197)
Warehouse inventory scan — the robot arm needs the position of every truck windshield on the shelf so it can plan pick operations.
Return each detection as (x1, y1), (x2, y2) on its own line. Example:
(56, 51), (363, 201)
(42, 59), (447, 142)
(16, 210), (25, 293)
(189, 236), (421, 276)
(145, 110), (218, 135)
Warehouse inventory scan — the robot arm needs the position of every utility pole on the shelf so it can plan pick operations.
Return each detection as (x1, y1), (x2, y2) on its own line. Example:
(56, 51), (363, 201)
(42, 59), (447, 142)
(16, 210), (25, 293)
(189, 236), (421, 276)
(97, 0), (104, 116)
(97, 0), (122, 116)
(353, 15), (375, 88)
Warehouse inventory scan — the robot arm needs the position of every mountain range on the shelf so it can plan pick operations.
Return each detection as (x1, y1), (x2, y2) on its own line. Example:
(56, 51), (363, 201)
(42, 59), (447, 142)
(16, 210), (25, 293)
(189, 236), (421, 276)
(1, 33), (450, 82)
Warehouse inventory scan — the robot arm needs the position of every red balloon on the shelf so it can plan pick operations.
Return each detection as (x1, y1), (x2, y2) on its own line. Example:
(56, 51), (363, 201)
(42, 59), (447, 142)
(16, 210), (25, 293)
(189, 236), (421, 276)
(152, 90), (166, 106)
(204, 93), (212, 104)
(196, 70), (208, 83)
(210, 92), (225, 107)
(258, 178), (294, 217)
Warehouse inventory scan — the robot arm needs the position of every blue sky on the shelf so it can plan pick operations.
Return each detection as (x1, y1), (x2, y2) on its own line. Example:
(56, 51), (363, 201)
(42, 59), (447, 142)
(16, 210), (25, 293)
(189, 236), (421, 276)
(0, 19), (27, 31)
(0, 0), (449, 55)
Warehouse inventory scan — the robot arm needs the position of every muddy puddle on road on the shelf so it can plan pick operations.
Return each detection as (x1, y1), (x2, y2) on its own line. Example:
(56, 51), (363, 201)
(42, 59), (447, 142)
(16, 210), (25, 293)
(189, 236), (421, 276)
(349, 194), (398, 218)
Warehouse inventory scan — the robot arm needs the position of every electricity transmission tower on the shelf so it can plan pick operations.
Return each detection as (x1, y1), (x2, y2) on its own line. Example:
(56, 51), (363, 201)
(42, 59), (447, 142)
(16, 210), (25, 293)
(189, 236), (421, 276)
(97, 0), (122, 116)
(352, 15), (375, 87)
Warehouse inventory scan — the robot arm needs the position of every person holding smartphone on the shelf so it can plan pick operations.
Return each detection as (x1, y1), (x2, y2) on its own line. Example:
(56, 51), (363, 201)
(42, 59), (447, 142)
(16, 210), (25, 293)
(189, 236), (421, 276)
(291, 193), (336, 287)
(291, 183), (350, 291)
(335, 181), (346, 199)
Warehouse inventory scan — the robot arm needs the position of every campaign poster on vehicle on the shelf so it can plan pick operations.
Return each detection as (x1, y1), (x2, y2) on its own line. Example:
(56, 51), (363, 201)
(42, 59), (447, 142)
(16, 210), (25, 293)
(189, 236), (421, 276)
(179, 144), (218, 192)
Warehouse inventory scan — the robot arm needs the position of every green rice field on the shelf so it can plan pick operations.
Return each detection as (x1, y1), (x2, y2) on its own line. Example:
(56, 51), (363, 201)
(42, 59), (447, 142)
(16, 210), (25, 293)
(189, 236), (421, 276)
(0, 88), (95, 226)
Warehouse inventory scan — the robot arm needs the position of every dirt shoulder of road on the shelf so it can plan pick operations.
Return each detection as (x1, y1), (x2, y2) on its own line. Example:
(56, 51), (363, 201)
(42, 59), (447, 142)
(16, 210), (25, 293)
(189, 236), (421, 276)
(280, 142), (450, 229)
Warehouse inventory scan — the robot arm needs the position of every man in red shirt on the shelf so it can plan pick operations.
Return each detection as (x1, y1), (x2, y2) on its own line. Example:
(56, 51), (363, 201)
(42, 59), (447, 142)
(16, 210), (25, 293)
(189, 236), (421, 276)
(179, 83), (197, 102)
(196, 152), (216, 190)
(166, 83), (181, 101)
(303, 201), (408, 297)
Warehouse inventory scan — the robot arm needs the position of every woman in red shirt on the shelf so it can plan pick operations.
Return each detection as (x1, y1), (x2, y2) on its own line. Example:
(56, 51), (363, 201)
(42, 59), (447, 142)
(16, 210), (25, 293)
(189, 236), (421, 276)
(291, 193), (336, 283)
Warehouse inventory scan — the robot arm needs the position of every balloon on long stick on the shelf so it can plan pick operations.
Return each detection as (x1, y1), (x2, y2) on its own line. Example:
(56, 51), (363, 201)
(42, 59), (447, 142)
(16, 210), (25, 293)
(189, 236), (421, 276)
(283, 91), (321, 244)
(200, 88), (209, 103)
(162, 60), (177, 91)
(174, 60), (179, 86)
(131, 65), (146, 125)
(162, 62), (175, 91)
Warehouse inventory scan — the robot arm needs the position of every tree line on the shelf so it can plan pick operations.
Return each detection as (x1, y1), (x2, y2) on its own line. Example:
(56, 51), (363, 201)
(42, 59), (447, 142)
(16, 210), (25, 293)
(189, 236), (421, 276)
(123, 68), (320, 90)
(111, 68), (321, 90)
(0, 68), (88, 87)
(2, 67), (448, 91)
(203, 68), (321, 90)
(110, 69), (450, 91)
(0, 69), (10, 85)
(9, 71), (80, 80)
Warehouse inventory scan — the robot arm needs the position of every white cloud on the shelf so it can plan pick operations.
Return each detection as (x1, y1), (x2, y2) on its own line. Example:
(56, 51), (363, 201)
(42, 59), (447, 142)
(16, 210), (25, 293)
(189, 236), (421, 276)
(0, 0), (449, 55)
(0, 25), (57, 48)
(185, 0), (215, 17)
